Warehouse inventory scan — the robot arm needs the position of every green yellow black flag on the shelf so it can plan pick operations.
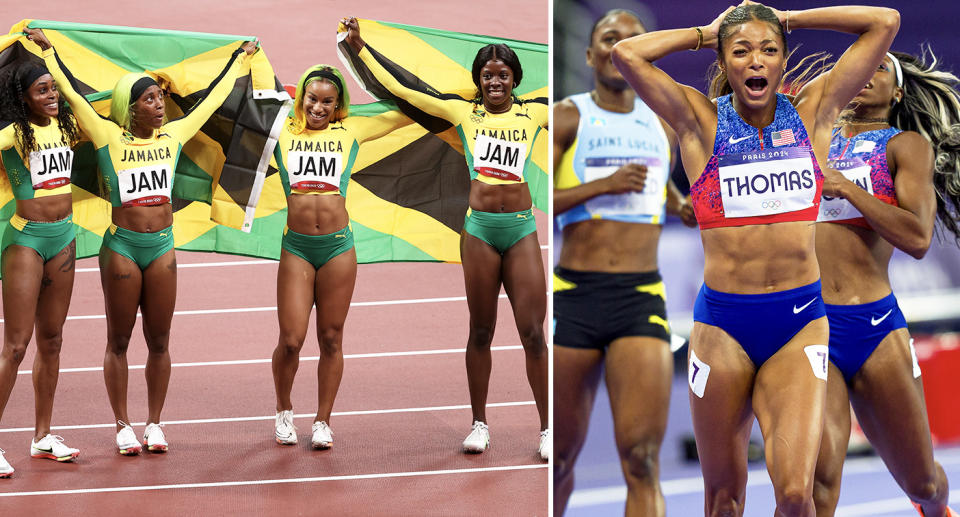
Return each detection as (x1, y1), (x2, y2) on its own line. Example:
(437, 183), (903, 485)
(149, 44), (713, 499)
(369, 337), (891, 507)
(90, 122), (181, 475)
(334, 19), (549, 263)
(0, 19), (292, 265)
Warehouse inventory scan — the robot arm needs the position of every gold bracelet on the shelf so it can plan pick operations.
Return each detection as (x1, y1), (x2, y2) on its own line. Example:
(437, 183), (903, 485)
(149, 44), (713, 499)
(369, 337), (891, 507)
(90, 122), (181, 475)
(785, 11), (792, 34)
(691, 27), (703, 51)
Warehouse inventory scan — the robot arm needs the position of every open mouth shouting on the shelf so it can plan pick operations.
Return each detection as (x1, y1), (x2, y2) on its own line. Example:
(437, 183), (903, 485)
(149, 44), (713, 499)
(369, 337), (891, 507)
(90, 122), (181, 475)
(745, 76), (769, 99)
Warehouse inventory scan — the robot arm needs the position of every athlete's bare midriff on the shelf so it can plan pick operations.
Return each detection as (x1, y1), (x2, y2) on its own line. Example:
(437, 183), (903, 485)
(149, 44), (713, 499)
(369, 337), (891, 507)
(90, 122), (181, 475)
(816, 222), (894, 305)
(701, 221), (820, 293)
(559, 219), (660, 272)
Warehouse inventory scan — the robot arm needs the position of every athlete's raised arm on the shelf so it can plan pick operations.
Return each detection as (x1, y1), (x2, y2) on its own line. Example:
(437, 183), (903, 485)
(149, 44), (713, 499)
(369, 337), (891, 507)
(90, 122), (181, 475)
(165, 41), (257, 142)
(341, 17), (464, 125)
(610, 7), (733, 155)
(28, 28), (114, 146)
(789, 5), (900, 130)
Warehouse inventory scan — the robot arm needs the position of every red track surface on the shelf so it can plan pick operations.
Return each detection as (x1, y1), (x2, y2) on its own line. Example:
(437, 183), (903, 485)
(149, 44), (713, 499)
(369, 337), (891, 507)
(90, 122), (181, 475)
(1, 2), (549, 515)
(0, 213), (547, 517)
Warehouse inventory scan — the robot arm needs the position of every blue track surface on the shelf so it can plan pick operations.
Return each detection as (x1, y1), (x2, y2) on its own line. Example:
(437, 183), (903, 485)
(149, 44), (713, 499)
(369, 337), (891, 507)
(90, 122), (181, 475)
(565, 375), (960, 516)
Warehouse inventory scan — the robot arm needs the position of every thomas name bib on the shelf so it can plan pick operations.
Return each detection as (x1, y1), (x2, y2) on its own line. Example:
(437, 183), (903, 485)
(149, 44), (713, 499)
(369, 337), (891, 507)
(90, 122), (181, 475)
(718, 148), (817, 218)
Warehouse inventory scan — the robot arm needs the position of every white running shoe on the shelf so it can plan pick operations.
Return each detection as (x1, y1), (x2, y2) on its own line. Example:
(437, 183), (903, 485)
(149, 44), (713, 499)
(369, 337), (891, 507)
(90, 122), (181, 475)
(0, 448), (13, 478)
(311, 421), (333, 449)
(30, 434), (80, 462)
(462, 420), (490, 453)
(116, 421), (141, 455)
(143, 423), (168, 452)
(538, 429), (551, 462)
(275, 410), (297, 445)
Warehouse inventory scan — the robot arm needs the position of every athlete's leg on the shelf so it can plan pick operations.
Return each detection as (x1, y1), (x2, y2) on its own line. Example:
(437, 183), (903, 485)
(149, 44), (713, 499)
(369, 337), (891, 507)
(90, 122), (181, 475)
(100, 247), (143, 429)
(0, 246), (43, 422)
(753, 317), (829, 517)
(813, 363), (850, 517)
(460, 231), (503, 425)
(606, 336), (672, 517)
(139, 249), (177, 426)
(553, 345), (604, 515)
(849, 329), (950, 517)
(272, 249), (317, 412)
(31, 240), (76, 439)
(689, 322), (756, 517)
(501, 232), (547, 429)
(312, 248), (356, 424)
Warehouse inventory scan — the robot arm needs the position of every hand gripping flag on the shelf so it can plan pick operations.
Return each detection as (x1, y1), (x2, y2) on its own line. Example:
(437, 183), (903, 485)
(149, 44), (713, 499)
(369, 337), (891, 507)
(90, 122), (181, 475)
(0, 19), (292, 267)
(335, 19), (549, 263)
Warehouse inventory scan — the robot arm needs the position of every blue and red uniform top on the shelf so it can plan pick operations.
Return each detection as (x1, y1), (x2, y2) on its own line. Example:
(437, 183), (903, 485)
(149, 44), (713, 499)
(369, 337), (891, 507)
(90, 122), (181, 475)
(817, 126), (900, 228)
(691, 93), (824, 229)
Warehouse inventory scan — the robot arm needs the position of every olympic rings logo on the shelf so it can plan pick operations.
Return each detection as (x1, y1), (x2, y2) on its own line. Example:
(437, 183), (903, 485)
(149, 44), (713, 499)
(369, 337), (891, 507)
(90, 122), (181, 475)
(824, 208), (842, 217)
(761, 200), (782, 209)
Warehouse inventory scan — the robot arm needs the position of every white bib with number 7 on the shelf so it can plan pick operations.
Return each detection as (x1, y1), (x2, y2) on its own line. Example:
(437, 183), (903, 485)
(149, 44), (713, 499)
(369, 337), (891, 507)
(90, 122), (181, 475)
(117, 164), (172, 207)
(473, 133), (526, 182)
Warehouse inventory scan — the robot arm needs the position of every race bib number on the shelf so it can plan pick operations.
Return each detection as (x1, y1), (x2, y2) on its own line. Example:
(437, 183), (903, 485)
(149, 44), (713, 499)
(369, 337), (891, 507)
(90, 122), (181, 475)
(117, 164), (172, 206)
(817, 158), (873, 222)
(28, 146), (73, 190)
(803, 344), (829, 381)
(473, 133), (526, 182)
(287, 151), (342, 192)
(583, 157), (664, 218)
(688, 349), (711, 398)
(909, 338), (921, 379)
(718, 147), (817, 218)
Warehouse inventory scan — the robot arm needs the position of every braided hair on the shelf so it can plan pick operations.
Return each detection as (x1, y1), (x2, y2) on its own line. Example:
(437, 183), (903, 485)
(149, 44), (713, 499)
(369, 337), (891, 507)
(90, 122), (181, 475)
(0, 61), (79, 155)
(888, 47), (960, 243)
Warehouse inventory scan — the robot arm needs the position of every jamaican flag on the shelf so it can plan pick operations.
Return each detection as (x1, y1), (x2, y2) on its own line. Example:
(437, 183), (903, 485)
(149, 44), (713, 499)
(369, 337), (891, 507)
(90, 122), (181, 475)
(0, 19), (291, 264)
(335, 19), (549, 260)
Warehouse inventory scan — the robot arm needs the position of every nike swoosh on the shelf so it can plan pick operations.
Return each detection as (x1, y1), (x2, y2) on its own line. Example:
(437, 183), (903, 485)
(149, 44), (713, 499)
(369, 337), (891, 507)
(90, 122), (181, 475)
(871, 309), (894, 326)
(728, 135), (751, 145)
(793, 298), (817, 314)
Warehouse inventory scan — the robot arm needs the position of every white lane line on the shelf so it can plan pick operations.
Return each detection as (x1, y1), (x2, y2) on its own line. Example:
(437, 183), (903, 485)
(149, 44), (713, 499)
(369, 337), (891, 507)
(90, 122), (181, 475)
(0, 400), (536, 434)
(0, 294), (511, 323)
(73, 246), (546, 273)
(0, 463), (548, 497)
(568, 449), (960, 508)
(16, 345), (523, 375)
(835, 489), (960, 516)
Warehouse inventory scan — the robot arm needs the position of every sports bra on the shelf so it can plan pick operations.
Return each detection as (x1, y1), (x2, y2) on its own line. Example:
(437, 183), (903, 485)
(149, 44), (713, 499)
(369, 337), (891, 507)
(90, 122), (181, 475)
(690, 93), (823, 229)
(817, 126), (900, 228)
(554, 92), (671, 229)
